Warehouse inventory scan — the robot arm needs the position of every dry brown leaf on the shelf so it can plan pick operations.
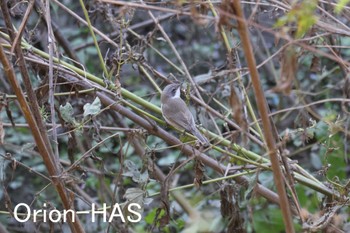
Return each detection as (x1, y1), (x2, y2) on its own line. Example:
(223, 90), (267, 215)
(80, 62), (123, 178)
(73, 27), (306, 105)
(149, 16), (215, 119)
(220, 184), (246, 232)
(218, 0), (235, 30)
(272, 46), (297, 95)
(229, 84), (248, 143)
(310, 56), (321, 73)
(194, 158), (204, 188)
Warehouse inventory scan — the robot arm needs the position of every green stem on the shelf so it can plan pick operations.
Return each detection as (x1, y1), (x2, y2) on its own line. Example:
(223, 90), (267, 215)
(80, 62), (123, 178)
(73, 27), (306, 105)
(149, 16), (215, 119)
(79, 0), (110, 80)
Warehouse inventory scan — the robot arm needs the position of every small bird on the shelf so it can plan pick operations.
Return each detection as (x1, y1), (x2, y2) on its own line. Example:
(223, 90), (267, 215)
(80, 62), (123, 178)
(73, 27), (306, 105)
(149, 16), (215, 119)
(161, 83), (209, 145)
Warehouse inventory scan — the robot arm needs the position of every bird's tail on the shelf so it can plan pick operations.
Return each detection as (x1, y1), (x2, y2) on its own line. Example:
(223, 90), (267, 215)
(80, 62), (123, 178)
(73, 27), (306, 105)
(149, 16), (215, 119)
(192, 127), (210, 146)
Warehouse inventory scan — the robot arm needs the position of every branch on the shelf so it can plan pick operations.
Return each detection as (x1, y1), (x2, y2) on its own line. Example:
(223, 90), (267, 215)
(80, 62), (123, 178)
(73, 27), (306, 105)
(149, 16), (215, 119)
(231, 1), (294, 232)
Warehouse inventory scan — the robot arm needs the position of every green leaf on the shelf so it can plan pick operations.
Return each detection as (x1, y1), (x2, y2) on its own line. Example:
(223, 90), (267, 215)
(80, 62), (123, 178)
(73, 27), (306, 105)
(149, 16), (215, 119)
(253, 206), (286, 232)
(296, 14), (317, 38)
(83, 97), (101, 118)
(123, 160), (139, 177)
(274, 16), (289, 28)
(310, 152), (322, 169)
(274, 0), (318, 38)
(123, 160), (149, 184)
(59, 102), (76, 124)
(144, 208), (165, 224)
(123, 187), (146, 208)
(335, 0), (350, 13)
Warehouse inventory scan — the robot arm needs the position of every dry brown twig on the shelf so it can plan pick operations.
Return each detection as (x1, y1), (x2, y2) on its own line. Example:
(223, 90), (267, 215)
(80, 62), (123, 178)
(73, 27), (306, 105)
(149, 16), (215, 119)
(230, 1), (295, 232)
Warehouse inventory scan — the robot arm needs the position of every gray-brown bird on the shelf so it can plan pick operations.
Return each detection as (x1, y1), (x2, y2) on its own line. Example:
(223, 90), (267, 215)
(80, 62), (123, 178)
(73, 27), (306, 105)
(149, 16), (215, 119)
(161, 83), (209, 145)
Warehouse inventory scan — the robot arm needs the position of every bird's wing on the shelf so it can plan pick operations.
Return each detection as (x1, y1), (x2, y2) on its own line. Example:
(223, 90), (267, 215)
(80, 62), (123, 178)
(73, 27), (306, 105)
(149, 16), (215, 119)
(162, 98), (194, 131)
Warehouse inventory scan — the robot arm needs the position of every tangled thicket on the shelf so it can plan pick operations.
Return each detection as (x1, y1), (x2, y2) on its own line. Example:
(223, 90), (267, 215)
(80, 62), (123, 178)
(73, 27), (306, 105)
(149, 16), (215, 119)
(0, 1), (350, 232)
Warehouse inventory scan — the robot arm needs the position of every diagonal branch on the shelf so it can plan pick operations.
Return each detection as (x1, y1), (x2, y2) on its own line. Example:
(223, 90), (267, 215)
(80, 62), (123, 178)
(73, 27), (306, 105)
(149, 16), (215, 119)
(230, 1), (295, 232)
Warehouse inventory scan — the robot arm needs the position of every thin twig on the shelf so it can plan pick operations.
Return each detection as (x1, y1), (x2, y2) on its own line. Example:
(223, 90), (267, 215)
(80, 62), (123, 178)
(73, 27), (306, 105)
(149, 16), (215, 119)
(79, 0), (110, 80)
(45, 0), (60, 161)
(10, 0), (35, 57)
